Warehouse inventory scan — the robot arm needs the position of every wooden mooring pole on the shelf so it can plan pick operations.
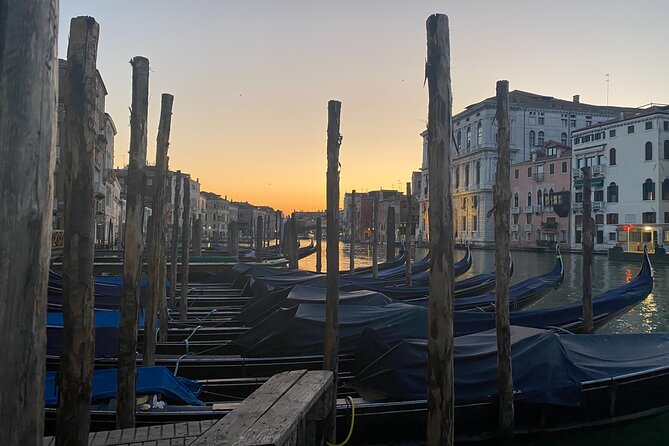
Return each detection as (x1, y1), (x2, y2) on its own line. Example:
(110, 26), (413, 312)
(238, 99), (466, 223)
(495, 80), (515, 442)
(193, 217), (203, 257)
(290, 216), (299, 269)
(144, 93), (174, 366)
(316, 217), (323, 273)
(426, 13), (455, 446)
(179, 177), (191, 321)
(255, 215), (263, 262)
(405, 182), (413, 286)
(387, 206), (395, 260)
(349, 190), (356, 274)
(169, 171), (181, 306)
(582, 166), (594, 333)
(56, 17), (99, 445)
(372, 195), (379, 278)
(229, 221), (239, 258)
(323, 100), (342, 442)
(117, 56), (150, 429)
(0, 2), (57, 443)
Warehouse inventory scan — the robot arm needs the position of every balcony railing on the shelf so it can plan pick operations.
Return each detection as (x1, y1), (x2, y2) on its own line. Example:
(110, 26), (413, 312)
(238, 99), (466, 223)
(534, 205), (543, 214)
(593, 202), (605, 212)
(524, 224), (532, 232)
(572, 168), (582, 178)
(524, 206), (534, 214)
(511, 207), (520, 214)
(511, 224), (519, 232)
(533, 172), (545, 182)
(542, 220), (558, 230)
(572, 202), (583, 213)
(592, 164), (605, 176)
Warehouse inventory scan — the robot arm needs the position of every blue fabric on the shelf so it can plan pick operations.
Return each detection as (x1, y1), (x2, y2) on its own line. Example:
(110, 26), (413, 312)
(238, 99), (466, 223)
(44, 367), (204, 407)
(47, 310), (146, 329)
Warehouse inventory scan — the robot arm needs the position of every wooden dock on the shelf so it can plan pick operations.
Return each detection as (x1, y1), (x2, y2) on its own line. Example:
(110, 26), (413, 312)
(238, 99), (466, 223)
(44, 370), (334, 446)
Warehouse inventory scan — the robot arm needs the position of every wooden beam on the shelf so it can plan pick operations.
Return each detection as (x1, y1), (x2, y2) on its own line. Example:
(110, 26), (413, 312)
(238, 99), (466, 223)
(229, 220), (239, 258)
(405, 182), (413, 286)
(169, 171), (181, 306)
(117, 56), (150, 429)
(193, 217), (203, 257)
(255, 215), (263, 262)
(425, 13), (455, 446)
(143, 93), (173, 366)
(0, 1), (58, 443)
(316, 217), (323, 273)
(323, 99), (342, 443)
(57, 17), (99, 445)
(494, 80), (514, 442)
(386, 206), (395, 261)
(582, 166), (594, 333)
(349, 190), (356, 274)
(372, 195), (379, 278)
(179, 176), (191, 321)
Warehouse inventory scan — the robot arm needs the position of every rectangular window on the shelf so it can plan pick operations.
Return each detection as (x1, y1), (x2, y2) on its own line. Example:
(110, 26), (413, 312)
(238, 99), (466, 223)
(594, 190), (604, 202)
(514, 169), (519, 179)
(609, 232), (616, 241)
(575, 215), (583, 226)
(606, 213), (619, 224)
(664, 121), (669, 131)
(646, 121), (653, 130)
(575, 192), (583, 203)
(666, 212), (669, 223)
(538, 117), (545, 125)
(642, 212), (657, 223)
(586, 120), (592, 127)
(561, 119), (567, 127)
(610, 129), (616, 137)
(562, 161), (567, 173)
(595, 214), (604, 225)
(473, 215), (478, 231)
(549, 164), (555, 174)
(527, 167), (532, 177)
(570, 119), (577, 127)
(513, 214), (519, 224)
(575, 230), (582, 243)
(628, 125), (635, 134)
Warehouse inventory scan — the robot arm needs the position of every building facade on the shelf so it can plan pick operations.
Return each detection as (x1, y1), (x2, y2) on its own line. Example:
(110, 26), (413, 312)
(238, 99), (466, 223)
(419, 90), (632, 246)
(570, 106), (669, 253)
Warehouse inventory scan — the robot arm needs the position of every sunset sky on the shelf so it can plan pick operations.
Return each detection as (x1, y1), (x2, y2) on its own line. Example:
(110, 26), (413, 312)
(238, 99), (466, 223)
(59, 1), (669, 212)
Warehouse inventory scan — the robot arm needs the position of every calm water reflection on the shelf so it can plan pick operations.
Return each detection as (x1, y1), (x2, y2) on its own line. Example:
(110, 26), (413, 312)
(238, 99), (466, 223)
(299, 240), (669, 334)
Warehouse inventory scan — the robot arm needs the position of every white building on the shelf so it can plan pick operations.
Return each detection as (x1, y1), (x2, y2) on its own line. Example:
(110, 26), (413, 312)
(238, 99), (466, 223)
(419, 90), (632, 246)
(570, 105), (669, 253)
(202, 192), (233, 242)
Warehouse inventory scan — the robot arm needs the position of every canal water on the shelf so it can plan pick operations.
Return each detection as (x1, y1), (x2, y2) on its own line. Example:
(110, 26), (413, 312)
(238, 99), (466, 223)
(298, 240), (669, 334)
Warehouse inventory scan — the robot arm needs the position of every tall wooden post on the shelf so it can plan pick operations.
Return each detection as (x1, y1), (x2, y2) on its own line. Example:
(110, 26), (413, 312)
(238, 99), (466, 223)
(229, 221), (239, 258)
(276, 211), (281, 252)
(582, 166), (594, 333)
(169, 171), (181, 306)
(144, 93), (173, 366)
(255, 215), (264, 262)
(56, 17), (99, 445)
(193, 217), (202, 256)
(0, 2), (57, 444)
(323, 100), (342, 442)
(290, 216), (299, 269)
(179, 177), (191, 321)
(426, 14), (455, 446)
(372, 196), (379, 278)
(316, 217), (323, 273)
(349, 190), (356, 274)
(405, 182), (413, 286)
(117, 56), (149, 429)
(494, 80), (514, 441)
(386, 206), (396, 260)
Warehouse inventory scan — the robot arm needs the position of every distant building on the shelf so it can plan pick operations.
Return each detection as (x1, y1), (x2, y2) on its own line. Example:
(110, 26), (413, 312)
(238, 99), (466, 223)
(418, 90), (634, 246)
(201, 192), (232, 242)
(570, 105), (669, 253)
(343, 190), (406, 244)
(510, 141), (572, 250)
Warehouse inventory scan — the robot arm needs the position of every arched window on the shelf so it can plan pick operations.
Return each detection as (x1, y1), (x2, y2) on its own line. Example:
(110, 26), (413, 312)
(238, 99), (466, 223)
(664, 140), (669, 159)
(560, 230), (567, 243)
(527, 191), (532, 207)
(529, 130), (536, 147)
(561, 132), (568, 145)
(457, 130), (462, 148)
(549, 188), (554, 206)
(643, 179), (655, 200)
(514, 192), (519, 207)
(455, 167), (460, 188)
(465, 165), (470, 187)
(466, 126), (472, 148)
(609, 148), (616, 166)
(645, 141), (653, 161)
(476, 161), (481, 185)
(607, 182), (619, 203)
(538, 131), (545, 146)
(543, 189), (549, 207)
(477, 122), (483, 145)
(663, 179), (669, 200)
(536, 229), (542, 240)
(537, 189), (543, 206)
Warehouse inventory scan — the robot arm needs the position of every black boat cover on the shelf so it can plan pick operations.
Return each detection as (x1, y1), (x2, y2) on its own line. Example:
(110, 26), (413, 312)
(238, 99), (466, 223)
(350, 326), (669, 407)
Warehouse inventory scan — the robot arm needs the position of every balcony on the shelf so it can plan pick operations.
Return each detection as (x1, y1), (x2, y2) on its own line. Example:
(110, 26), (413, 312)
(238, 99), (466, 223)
(572, 202), (583, 213)
(572, 168), (583, 179)
(593, 201), (605, 212)
(93, 182), (106, 199)
(534, 205), (543, 214)
(592, 164), (605, 176)
(541, 220), (558, 230)
(524, 224), (532, 232)
(511, 224), (519, 232)
(524, 205), (534, 214)
(511, 207), (520, 215)
(533, 172), (545, 182)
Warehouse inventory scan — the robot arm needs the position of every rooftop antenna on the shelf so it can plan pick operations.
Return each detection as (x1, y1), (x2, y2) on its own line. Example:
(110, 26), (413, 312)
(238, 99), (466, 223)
(605, 73), (610, 106)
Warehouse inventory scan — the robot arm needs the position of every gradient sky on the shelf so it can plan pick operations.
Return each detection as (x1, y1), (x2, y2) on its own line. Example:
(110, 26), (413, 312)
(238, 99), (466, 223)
(59, 1), (669, 212)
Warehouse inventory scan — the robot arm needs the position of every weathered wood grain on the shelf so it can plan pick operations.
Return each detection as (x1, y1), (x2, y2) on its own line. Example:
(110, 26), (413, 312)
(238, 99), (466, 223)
(179, 177), (191, 321)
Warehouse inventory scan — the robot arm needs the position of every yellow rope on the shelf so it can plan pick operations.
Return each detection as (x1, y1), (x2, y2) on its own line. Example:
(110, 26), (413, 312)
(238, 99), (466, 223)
(326, 396), (355, 446)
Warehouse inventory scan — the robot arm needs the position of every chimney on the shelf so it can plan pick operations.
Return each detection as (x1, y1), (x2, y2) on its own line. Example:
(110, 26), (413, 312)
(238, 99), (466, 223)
(573, 95), (580, 104)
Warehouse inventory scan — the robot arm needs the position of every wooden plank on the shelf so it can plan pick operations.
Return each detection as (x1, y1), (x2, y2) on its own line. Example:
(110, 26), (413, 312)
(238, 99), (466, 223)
(133, 426), (149, 442)
(161, 423), (175, 439)
(0, 2), (57, 443)
(425, 13), (455, 446)
(148, 424), (164, 440)
(191, 370), (306, 445)
(235, 371), (334, 445)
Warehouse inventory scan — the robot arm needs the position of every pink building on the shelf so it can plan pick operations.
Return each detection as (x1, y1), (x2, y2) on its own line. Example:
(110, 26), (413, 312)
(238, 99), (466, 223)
(510, 141), (572, 250)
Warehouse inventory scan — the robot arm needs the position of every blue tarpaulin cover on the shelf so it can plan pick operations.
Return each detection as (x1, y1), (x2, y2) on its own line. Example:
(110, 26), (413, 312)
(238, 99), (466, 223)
(350, 326), (669, 407)
(44, 367), (204, 407)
